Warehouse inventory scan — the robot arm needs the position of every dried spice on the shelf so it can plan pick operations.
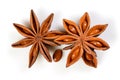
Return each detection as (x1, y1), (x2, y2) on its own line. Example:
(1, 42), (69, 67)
(55, 12), (110, 68)
(53, 49), (63, 62)
(12, 10), (63, 68)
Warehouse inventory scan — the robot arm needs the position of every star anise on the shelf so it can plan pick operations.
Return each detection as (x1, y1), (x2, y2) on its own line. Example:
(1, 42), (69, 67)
(55, 12), (110, 68)
(12, 10), (63, 68)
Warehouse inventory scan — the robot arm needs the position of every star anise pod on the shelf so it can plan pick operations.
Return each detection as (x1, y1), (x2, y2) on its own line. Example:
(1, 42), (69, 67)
(12, 10), (63, 68)
(55, 12), (110, 68)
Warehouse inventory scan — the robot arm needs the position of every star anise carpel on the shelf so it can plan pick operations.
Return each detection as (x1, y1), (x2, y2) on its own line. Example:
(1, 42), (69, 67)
(55, 12), (110, 68)
(12, 10), (63, 68)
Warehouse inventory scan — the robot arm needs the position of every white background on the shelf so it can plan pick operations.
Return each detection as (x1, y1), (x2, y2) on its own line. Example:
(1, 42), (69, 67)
(0, 0), (119, 80)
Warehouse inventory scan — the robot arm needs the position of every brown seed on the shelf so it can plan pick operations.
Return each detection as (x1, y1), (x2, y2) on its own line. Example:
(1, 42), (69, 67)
(69, 25), (77, 34)
(53, 49), (63, 62)
(71, 47), (79, 60)
(90, 41), (103, 47)
(85, 53), (93, 60)
(82, 21), (88, 32)
(89, 29), (100, 36)
(83, 21), (87, 27)
(63, 38), (74, 42)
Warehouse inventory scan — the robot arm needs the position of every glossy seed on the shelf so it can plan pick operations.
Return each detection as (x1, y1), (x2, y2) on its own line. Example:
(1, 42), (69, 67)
(82, 21), (88, 32)
(63, 38), (74, 42)
(89, 29), (100, 35)
(71, 47), (79, 60)
(69, 25), (77, 34)
(90, 41), (103, 47)
(53, 49), (63, 62)
(85, 53), (93, 60)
